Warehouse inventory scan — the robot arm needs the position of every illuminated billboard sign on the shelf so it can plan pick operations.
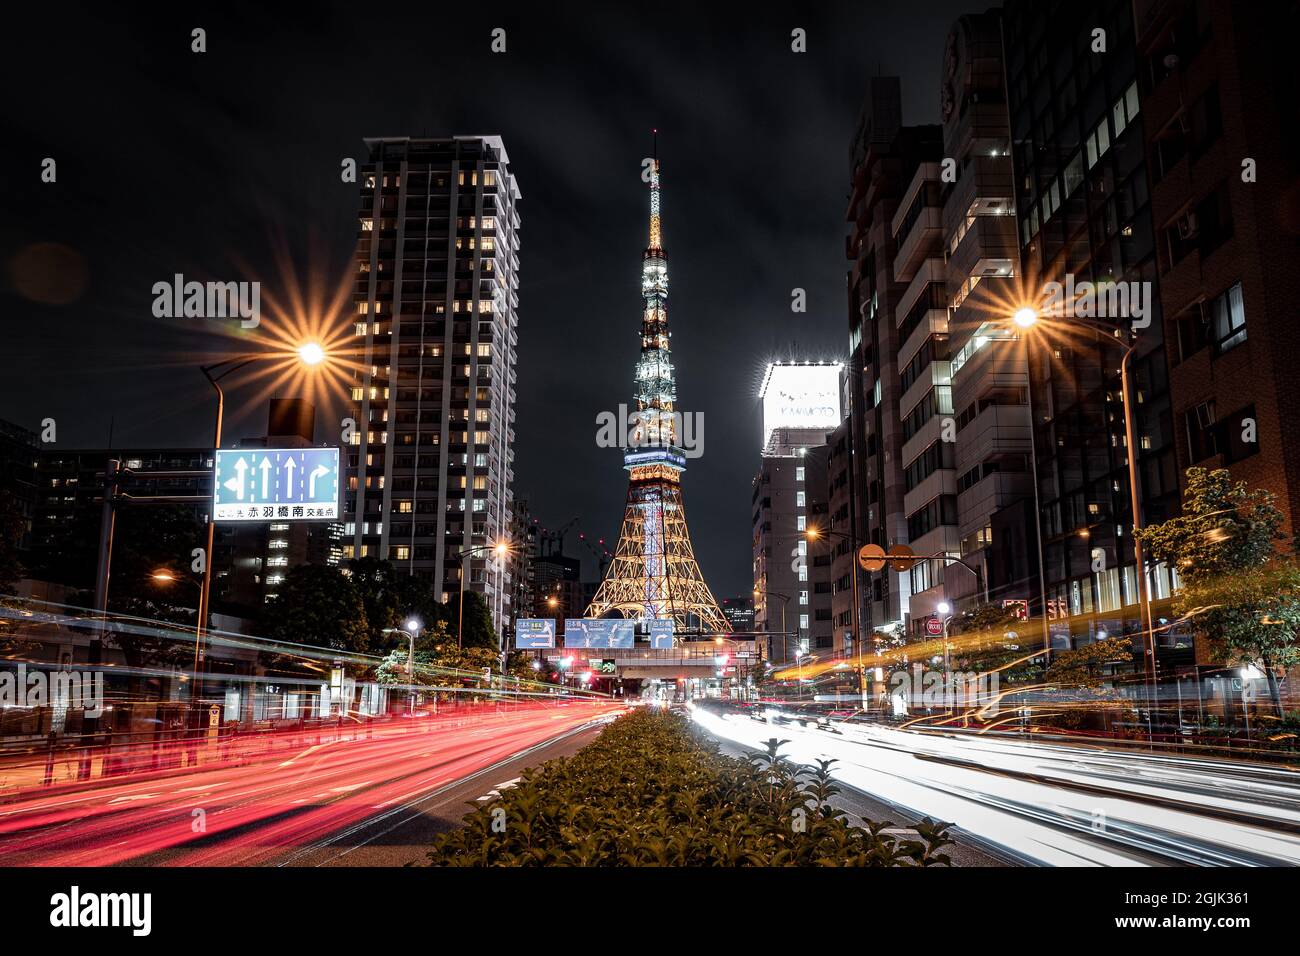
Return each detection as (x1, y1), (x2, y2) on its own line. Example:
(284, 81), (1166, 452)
(648, 619), (674, 649)
(213, 447), (339, 522)
(563, 619), (636, 649)
(514, 619), (556, 649)
(758, 363), (842, 450)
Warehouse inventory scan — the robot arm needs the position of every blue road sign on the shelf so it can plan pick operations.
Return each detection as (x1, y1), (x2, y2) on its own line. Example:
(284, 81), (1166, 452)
(563, 619), (636, 649)
(649, 619), (675, 649)
(514, 619), (556, 649)
(213, 447), (340, 522)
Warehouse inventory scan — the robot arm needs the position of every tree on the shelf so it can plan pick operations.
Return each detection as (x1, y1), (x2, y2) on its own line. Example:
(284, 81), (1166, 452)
(1041, 636), (1136, 734)
(947, 604), (1042, 685)
(1044, 636), (1134, 689)
(344, 557), (449, 654)
(446, 589), (497, 650)
(1135, 467), (1300, 715)
(262, 564), (369, 654)
(102, 504), (204, 671)
(344, 556), (402, 651)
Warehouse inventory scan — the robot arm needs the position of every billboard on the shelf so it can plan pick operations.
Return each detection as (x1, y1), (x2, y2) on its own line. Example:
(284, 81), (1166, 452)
(514, 619), (556, 649)
(213, 447), (339, 522)
(758, 363), (842, 450)
(648, 619), (675, 649)
(563, 619), (636, 649)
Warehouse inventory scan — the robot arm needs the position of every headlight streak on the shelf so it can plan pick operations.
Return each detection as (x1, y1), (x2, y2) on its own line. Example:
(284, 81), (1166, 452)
(692, 708), (1300, 867)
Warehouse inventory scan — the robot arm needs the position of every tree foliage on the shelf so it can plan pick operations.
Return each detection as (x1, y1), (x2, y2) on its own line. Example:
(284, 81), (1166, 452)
(445, 588), (498, 650)
(262, 564), (369, 653)
(426, 709), (952, 867)
(1045, 636), (1134, 689)
(1135, 467), (1300, 710)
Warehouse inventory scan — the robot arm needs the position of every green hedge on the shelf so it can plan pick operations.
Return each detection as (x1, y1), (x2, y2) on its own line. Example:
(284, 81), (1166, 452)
(425, 708), (952, 866)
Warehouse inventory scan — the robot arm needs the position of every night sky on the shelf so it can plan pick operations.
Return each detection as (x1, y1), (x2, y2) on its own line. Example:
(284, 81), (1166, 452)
(2, 1), (976, 597)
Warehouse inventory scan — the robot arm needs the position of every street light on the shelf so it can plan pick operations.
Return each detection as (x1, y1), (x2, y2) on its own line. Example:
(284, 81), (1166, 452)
(298, 341), (326, 366)
(805, 526), (861, 669)
(151, 569), (202, 689)
(382, 619), (422, 715)
(455, 539), (512, 650)
(194, 343), (328, 703)
(1011, 306), (1157, 699)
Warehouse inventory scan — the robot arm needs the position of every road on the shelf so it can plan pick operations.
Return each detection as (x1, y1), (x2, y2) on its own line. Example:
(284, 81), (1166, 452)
(692, 706), (1300, 866)
(273, 719), (609, 867)
(0, 701), (623, 867)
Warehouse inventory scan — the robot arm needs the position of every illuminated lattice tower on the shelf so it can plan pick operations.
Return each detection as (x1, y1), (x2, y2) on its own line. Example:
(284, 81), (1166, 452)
(586, 143), (728, 635)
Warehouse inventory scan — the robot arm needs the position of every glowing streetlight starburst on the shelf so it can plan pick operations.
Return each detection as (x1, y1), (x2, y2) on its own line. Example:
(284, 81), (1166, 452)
(298, 342), (326, 366)
(1012, 307), (1039, 328)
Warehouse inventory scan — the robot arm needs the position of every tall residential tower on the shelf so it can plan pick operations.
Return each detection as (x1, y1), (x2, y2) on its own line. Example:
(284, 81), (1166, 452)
(345, 136), (521, 640)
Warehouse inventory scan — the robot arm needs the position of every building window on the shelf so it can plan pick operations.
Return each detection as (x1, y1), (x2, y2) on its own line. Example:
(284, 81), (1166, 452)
(1210, 282), (1246, 354)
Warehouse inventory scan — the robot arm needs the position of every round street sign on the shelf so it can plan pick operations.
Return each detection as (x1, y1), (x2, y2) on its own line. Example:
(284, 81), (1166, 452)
(926, 617), (944, 636)
(857, 544), (886, 572)
(887, 544), (915, 572)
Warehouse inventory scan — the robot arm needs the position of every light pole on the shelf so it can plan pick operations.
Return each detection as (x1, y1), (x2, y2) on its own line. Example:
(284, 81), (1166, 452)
(753, 587), (791, 664)
(195, 341), (327, 703)
(1012, 308), (1157, 701)
(806, 525), (864, 704)
(382, 616), (422, 715)
(937, 600), (955, 714)
(151, 569), (202, 699)
(1014, 306), (1056, 667)
(456, 540), (511, 650)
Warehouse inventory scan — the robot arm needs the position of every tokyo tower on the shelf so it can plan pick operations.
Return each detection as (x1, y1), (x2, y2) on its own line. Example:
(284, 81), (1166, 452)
(585, 139), (729, 635)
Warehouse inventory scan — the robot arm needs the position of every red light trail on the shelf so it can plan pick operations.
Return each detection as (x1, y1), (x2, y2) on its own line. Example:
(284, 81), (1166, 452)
(0, 701), (624, 867)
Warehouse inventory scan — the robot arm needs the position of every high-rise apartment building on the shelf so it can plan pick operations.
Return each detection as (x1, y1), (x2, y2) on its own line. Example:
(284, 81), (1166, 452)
(846, 77), (943, 638)
(346, 136), (521, 642)
(892, 157), (959, 634)
(941, 10), (1032, 615)
(1003, 0), (1181, 657)
(1136, 0), (1300, 538)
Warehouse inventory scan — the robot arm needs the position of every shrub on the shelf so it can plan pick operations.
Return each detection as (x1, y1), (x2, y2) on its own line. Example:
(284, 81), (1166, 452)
(424, 708), (952, 866)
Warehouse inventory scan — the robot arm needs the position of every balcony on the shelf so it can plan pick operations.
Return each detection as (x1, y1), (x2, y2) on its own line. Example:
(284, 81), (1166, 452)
(893, 207), (944, 284)
(950, 337), (1025, 411)
(898, 308), (949, 370)
(900, 361), (952, 425)
(903, 469), (957, 521)
(955, 403), (1030, 472)
(897, 257), (947, 321)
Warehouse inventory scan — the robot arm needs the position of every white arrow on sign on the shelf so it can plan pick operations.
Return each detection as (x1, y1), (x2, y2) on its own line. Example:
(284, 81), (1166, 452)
(223, 457), (248, 500)
(284, 456), (296, 490)
(309, 463), (329, 497)
(259, 456), (272, 499)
